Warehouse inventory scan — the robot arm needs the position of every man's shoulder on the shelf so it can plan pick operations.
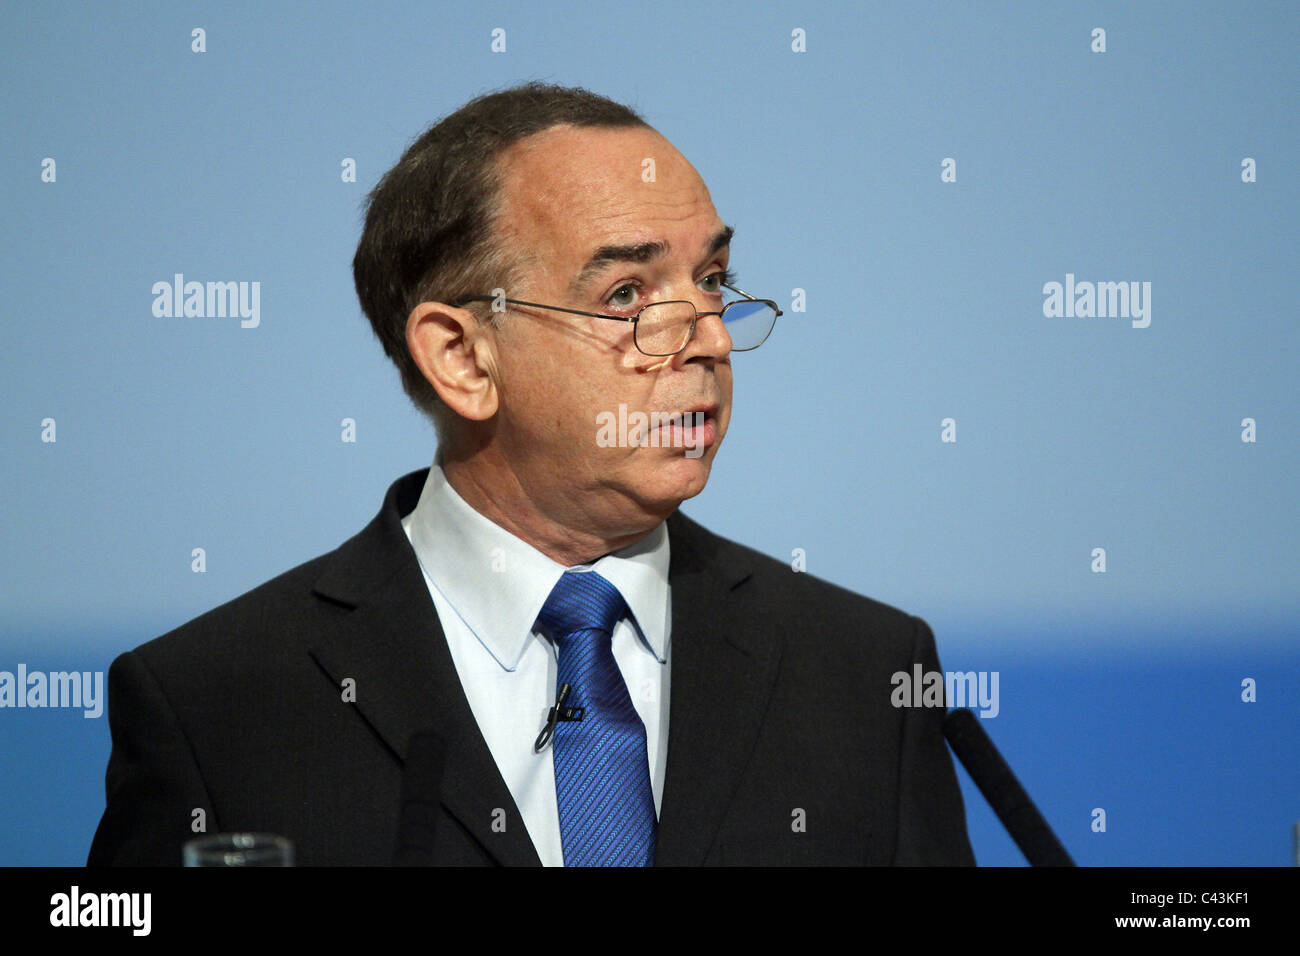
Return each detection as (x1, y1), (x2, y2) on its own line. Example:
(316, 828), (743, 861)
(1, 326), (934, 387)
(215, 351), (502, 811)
(667, 509), (926, 648)
(127, 547), (342, 677)
(126, 469), (425, 675)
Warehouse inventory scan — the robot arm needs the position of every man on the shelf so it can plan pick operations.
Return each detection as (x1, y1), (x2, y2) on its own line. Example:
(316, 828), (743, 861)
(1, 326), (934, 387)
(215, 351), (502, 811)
(88, 82), (974, 866)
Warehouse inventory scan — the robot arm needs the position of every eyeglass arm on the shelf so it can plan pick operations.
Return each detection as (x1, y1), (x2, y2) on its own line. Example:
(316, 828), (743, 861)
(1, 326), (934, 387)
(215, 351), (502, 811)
(451, 295), (636, 324)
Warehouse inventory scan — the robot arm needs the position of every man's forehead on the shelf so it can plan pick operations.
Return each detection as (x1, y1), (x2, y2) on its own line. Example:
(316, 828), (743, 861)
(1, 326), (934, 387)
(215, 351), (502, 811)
(501, 126), (703, 213)
(504, 122), (674, 169)
(496, 124), (723, 276)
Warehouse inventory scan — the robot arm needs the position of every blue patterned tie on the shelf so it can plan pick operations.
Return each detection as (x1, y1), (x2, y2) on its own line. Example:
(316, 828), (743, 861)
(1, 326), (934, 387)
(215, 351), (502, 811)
(537, 569), (657, 867)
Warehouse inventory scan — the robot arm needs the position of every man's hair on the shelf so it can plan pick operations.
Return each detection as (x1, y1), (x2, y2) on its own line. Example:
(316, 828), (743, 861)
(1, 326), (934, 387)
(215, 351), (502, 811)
(351, 82), (649, 433)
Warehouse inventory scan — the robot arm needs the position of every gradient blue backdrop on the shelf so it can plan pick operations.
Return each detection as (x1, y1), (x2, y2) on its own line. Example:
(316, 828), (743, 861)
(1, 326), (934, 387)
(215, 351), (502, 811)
(3, 1), (1296, 865)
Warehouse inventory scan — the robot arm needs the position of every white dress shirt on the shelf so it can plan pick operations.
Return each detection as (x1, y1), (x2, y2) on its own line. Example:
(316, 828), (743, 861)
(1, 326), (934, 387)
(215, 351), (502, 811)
(400, 461), (672, 866)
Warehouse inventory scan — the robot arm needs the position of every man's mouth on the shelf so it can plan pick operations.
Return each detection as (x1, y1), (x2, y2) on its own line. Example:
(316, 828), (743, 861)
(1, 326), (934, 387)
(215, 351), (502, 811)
(654, 406), (718, 454)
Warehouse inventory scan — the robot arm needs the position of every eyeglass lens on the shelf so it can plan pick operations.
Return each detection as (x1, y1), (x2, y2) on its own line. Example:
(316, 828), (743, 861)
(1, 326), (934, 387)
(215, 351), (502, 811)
(633, 300), (777, 355)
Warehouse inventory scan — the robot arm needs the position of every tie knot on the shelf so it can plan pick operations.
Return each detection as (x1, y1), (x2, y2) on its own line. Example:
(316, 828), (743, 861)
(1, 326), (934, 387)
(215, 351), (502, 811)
(537, 570), (627, 643)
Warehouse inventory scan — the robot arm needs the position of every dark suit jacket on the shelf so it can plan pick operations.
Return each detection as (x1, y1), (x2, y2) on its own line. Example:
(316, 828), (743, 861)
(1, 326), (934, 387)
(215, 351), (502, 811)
(87, 468), (975, 866)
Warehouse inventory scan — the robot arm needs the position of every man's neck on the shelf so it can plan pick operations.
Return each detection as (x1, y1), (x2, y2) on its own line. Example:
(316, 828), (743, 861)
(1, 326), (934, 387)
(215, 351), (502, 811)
(439, 454), (660, 567)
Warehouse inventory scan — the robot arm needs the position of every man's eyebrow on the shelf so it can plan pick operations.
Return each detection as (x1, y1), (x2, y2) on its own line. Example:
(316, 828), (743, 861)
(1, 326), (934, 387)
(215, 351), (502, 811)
(569, 225), (735, 294)
(570, 239), (669, 292)
(707, 225), (735, 257)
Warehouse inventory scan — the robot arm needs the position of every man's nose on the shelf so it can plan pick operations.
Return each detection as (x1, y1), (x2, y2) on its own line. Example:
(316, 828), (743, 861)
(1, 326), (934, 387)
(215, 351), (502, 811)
(679, 295), (733, 362)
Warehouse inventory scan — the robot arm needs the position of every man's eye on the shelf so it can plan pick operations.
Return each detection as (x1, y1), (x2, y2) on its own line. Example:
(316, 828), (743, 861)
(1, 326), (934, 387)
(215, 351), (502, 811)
(699, 269), (735, 294)
(607, 284), (639, 309)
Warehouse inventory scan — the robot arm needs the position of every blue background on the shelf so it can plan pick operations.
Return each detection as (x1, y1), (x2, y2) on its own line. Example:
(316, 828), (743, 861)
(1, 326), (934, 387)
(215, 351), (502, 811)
(2, 1), (1296, 865)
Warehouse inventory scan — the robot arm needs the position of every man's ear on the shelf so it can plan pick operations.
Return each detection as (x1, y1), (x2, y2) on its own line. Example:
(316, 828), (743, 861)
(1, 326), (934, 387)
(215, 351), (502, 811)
(406, 302), (500, 422)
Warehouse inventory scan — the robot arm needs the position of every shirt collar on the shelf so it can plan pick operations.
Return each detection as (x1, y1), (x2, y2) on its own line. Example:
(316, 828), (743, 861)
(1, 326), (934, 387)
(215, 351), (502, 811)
(401, 461), (670, 672)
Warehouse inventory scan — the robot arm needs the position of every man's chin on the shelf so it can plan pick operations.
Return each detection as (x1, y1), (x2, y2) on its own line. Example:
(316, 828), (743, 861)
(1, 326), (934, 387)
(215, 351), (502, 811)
(632, 452), (716, 516)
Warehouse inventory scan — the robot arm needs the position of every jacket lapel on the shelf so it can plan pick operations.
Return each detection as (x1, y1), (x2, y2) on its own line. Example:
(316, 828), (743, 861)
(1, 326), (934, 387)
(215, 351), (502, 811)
(306, 468), (541, 867)
(654, 511), (783, 866)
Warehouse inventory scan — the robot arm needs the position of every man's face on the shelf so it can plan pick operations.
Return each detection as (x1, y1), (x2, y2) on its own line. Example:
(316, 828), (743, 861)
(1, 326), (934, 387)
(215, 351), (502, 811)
(483, 124), (734, 536)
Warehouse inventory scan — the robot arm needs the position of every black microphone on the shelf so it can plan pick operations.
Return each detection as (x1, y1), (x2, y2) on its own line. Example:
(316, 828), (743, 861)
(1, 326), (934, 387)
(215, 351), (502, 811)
(942, 707), (1075, 867)
(392, 730), (448, 866)
(533, 683), (585, 753)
